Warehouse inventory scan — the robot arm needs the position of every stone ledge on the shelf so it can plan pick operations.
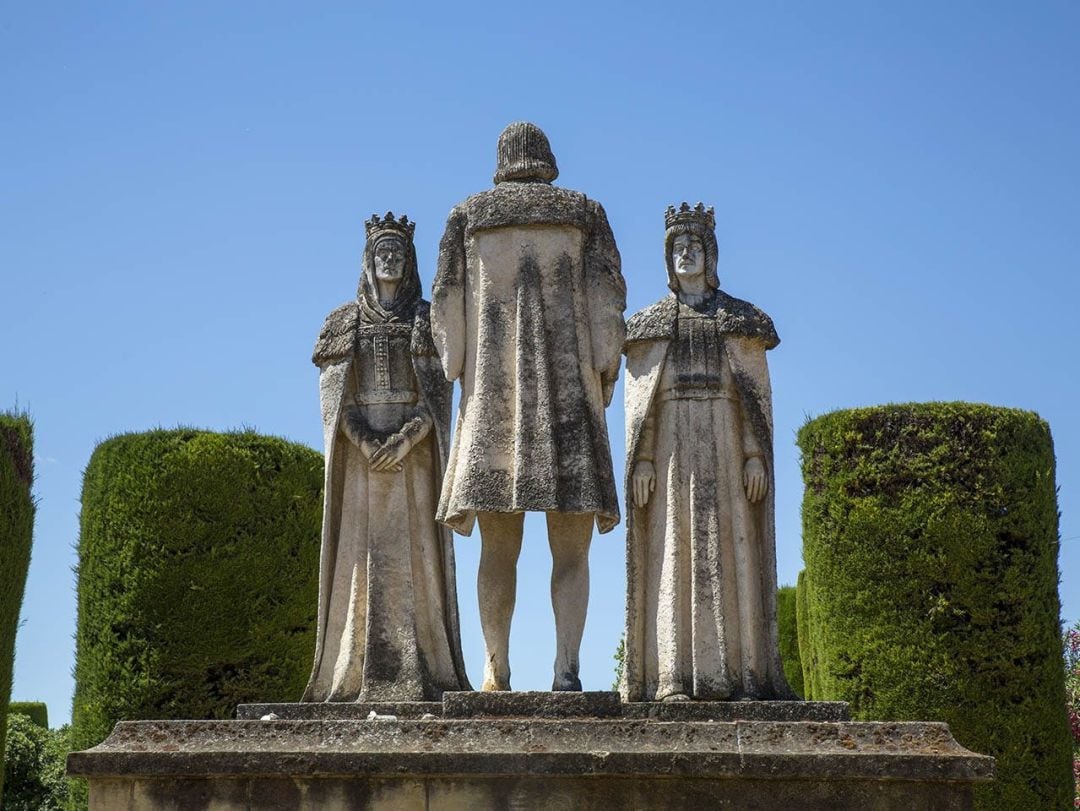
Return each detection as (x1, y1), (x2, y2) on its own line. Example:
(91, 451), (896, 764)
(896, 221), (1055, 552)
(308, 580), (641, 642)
(442, 690), (622, 718)
(236, 702), (440, 720)
(67, 719), (993, 783)
(237, 695), (850, 723)
(621, 700), (849, 722)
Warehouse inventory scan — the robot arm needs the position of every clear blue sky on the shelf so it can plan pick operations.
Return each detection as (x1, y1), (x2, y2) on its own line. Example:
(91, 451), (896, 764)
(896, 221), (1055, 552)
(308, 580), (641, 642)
(3, 2), (1078, 726)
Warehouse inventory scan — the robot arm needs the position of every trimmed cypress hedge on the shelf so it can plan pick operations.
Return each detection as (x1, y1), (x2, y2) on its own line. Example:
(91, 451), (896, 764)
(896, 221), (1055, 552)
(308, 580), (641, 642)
(70, 429), (323, 754)
(794, 570), (819, 700)
(7, 702), (47, 729)
(775, 585), (804, 698)
(0, 413), (34, 801)
(798, 402), (1072, 809)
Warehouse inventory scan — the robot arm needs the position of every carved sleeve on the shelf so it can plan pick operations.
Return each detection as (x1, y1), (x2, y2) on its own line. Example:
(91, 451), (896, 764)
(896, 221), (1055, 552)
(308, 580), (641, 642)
(431, 206), (468, 382)
(728, 336), (773, 461)
(635, 408), (657, 463)
(742, 413), (763, 459)
(399, 408), (434, 449)
(341, 405), (376, 446)
(319, 360), (351, 440)
(585, 200), (627, 385)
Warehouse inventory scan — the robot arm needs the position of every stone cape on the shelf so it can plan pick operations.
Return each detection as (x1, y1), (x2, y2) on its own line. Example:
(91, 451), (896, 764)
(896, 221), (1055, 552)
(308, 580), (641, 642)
(431, 181), (626, 535)
(620, 290), (791, 701)
(303, 298), (469, 702)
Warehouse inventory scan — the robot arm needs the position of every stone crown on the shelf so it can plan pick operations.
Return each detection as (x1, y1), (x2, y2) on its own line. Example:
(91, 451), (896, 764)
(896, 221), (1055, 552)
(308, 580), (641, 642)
(665, 202), (715, 231)
(365, 211), (416, 242)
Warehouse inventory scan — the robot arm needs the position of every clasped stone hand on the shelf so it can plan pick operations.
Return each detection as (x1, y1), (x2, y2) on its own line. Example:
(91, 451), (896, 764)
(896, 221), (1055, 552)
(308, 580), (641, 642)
(368, 432), (410, 472)
(342, 406), (421, 473)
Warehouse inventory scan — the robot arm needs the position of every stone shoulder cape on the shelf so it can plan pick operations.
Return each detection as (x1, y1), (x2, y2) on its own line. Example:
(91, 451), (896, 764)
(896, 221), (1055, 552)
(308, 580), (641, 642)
(303, 298), (467, 699)
(625, 290), (779, 348)
(620, 291), (792, 701)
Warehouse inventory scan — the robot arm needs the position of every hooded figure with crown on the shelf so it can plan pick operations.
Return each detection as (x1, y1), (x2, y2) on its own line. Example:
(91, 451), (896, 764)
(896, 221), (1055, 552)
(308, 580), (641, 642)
(432, 122), (626, 691)
(303, 212), (471, 703)
(620, 203), (793, 703)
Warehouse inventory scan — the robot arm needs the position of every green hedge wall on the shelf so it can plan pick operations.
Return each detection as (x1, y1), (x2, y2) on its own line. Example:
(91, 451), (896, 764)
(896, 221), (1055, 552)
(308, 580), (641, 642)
(0, 413), (35, 800)
(70, 429), (323, 754)
(798, 402), (1071, 809)
(794, 570), (819, 700)
(775, 586), (804, 698)
(7, 702), (47, 729)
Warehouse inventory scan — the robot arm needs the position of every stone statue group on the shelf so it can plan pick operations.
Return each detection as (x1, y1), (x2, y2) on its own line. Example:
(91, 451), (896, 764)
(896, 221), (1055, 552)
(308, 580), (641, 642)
(302, 122), (794, 706)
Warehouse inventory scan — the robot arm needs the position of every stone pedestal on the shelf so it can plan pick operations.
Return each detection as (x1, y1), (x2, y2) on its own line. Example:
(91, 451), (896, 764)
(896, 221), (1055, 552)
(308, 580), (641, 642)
(67, 693), (992, 810)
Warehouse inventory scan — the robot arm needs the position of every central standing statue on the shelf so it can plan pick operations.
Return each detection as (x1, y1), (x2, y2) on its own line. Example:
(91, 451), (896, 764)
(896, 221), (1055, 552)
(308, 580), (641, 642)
(432, 122), (626, 691)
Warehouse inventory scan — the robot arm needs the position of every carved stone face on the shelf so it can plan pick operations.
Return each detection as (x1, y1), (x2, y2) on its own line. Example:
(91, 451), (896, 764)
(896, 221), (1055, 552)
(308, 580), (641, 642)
(671, 234), (705, 285)
(373, 236), (406, 283)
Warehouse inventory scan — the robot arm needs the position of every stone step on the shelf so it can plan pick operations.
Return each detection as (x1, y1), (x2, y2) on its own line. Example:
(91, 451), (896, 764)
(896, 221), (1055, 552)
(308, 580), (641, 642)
(238, 693), (851, 722)
(441, 690), (622, 719)
(236, 701), (440, 720)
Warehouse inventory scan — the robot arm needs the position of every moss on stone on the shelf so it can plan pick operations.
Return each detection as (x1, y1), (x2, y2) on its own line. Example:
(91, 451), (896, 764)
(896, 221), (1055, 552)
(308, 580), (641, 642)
(797, 402), (1072, 809)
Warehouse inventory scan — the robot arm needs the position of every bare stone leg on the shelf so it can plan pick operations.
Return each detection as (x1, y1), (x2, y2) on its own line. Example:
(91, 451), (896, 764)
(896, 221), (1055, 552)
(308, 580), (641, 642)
(547, 512), (593, 691)
(477, 511), (524, 691)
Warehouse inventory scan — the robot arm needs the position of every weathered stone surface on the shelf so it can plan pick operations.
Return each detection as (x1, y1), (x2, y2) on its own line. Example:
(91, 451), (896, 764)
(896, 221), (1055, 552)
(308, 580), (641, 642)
(88, 775), (980, 811)
(68, 718), (991, 780)
(238, 695), (847, 723)
(304, 212), (470, 704)
(431, 122), (626, 692)
(621, 700), (850, 722)
(236, 702), (441, 720)
(69, 714), (993, 809)
(238, 699), (842, 721)
(443, 690), (621, 719)
(622, 203), (791, 703)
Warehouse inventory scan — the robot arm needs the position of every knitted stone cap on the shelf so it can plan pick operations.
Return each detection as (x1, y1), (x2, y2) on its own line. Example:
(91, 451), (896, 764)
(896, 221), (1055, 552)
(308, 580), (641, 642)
(493, 121), (559, 184)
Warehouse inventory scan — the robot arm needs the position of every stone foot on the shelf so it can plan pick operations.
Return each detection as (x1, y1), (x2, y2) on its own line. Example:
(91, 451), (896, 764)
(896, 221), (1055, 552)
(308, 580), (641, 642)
(481, 663), (510, 692)
(661, 693), (691, 703)
(551, 673), (582, 692)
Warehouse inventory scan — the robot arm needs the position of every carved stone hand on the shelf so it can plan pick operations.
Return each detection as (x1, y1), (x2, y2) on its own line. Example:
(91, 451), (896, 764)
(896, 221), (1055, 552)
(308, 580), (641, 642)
(632, 460), (656, 508)
(369, 433), (409, 472)
(743, 456), (767, 503)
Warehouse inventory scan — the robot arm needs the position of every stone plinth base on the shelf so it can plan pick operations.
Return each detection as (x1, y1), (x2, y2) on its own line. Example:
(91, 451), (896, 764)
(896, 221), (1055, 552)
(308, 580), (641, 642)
(237, 691), (851, 722)
(68, 694), (992, 810)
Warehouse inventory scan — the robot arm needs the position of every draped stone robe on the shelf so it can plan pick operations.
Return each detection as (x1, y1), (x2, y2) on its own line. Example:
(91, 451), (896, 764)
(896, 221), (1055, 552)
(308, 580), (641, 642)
(620, 291), (793, 702)
(303, 299), (470, 702)
(431, 181), (626, 535)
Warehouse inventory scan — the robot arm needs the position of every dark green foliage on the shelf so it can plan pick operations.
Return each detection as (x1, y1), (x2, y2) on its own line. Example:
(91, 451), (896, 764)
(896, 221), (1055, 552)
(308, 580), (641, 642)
(0, 412), (35, 800)
(1, 714), (70, 810)
(775, 586), (803, 698)
(8, 702), (47, 729)
(794, 570), (817, 700)
(798, 402), (1072, 809)
(70, 429), (323, 756)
